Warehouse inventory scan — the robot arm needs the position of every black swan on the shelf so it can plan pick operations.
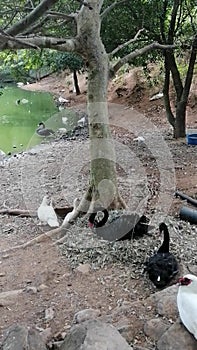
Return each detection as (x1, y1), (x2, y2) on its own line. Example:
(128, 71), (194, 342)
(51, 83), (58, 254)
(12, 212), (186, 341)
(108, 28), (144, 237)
(88, 209), (151, 241)
(88, 209), (109, 228)
(36, 122), (55, 137)
(145, 222), (178, 288)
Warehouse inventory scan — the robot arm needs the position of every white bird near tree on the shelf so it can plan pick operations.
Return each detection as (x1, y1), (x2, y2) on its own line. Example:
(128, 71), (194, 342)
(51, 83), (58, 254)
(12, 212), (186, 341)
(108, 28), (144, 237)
(62, 198), (80, 226)
(37, 196), (59, 227)
(177, 274), (197, 340)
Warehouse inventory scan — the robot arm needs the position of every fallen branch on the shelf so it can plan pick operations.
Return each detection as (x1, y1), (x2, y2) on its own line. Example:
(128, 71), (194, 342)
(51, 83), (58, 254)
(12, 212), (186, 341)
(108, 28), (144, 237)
(0, 209), (36, 217)
(0, 207), (73, 218)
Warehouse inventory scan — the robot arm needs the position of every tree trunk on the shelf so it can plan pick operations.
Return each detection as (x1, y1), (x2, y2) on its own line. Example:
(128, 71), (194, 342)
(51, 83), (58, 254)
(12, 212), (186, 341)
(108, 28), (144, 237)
(76, 1), (125, 210)
(73, 70), (81, 95)
(163, 54), (175, 129)
(174, 100), (187, 138)
(172, 35), (197, 138)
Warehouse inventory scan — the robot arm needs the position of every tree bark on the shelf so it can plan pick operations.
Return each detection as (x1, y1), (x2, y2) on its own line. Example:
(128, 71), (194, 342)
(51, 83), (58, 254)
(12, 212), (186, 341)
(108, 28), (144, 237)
(159, 0), (196, 138)
(73, 70), (81, 95)
(76, 0), (124, 209)
(163, 54), (175, 130)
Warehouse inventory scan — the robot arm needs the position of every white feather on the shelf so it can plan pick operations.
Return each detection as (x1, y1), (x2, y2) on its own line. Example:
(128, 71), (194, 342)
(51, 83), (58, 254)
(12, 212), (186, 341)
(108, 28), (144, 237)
(177, 274), (197, 339)
(133, 136), (145, 144)
(58, 96), (70, 103)
(62, 116), (68, 125)
(77, 116), (88, 128)
(37, 196), (59, 227)
(149, 92), (163, 101)
(21, 98), (29, 104)
(17, 82), (24, 87)
(62, 198), (80, 226)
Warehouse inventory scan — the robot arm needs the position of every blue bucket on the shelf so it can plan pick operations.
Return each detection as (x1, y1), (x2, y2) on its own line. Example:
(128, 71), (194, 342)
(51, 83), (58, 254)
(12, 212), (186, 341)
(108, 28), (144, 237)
(186, 133), (197, 145)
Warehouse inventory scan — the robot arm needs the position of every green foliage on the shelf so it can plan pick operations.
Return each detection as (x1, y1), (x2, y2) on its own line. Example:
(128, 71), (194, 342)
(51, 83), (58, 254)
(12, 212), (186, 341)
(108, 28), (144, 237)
(101, 0), (161, 54)
(45, 51), (84, 72)
(0, 49), (84, 82)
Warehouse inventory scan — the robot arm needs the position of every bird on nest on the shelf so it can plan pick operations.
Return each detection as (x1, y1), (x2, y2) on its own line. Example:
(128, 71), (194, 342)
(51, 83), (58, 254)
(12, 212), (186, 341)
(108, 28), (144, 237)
(88, 209), (152, 241)
(145, 222), (178, 288)
(177, 274), (197, 340)
(37, 195), (59, 227)
(36, 122), (55, 137)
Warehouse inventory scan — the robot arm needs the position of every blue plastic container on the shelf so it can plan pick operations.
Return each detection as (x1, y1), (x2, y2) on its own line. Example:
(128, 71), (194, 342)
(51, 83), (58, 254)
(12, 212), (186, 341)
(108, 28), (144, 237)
(186, 133), (197, 145)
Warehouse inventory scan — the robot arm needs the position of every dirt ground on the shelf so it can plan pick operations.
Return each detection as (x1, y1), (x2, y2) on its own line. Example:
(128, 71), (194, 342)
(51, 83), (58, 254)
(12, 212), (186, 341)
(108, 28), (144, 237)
(0, 70), (196, 348)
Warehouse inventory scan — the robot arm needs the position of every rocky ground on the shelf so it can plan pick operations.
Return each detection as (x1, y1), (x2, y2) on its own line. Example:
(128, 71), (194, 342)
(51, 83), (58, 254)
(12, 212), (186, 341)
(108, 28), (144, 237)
(0, 70), (196, 349)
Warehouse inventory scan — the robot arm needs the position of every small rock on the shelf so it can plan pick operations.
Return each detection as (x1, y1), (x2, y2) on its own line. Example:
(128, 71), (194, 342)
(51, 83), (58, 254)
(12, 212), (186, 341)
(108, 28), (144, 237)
(76, 263), (91, 274)
(2, 254), (10, 259)
(0, 289), (23, 306)
(144, 318), (170, 340)
(73, 308), (101, 324)
(40, 327), (52, 342)
(37, 284), (49, 291)
(45, 307), (55, 321)
(25, 286), (38, 294)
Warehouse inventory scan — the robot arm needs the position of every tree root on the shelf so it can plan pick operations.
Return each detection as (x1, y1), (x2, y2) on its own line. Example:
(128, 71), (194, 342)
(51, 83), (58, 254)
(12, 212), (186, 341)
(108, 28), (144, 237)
(0, 206), (73, 218)
(0, 227), (61, 255)
(0, 209), (36, 217)
(0, 188), (126, 253)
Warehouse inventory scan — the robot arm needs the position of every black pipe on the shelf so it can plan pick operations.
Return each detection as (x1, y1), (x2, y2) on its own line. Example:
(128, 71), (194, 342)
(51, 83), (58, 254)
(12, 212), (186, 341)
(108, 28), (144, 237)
(180, 206), (197, 224)
(175, 190), (197, 208)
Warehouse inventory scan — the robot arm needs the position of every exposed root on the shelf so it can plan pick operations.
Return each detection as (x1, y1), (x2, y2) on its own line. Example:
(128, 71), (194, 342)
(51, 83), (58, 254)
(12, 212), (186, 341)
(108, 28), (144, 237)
(0, 206), (73, 218)
(0, 209), (36, 217)
(0, 227), (61, 255)
(0, 187), (125, 253)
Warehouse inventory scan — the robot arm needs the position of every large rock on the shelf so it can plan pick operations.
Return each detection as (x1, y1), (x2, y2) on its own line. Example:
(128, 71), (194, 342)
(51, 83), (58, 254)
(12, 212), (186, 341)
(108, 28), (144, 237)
(1, 324), (47, 350)
(148, 285), (179, 319)
(73, 309), (101, 324)
(59, 319), (133, 350)
(157, 321), (197, 350)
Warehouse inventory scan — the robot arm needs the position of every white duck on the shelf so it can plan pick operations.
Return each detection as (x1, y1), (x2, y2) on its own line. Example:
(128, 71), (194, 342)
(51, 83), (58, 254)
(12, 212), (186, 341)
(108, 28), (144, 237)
(177, 274), (197, 340)
(37, 196), (59, 227)
(62, 198), (80, 226)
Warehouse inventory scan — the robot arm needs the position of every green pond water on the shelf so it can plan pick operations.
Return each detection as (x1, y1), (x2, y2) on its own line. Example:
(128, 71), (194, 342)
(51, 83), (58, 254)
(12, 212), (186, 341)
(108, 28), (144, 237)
(0, 87), (78, 154)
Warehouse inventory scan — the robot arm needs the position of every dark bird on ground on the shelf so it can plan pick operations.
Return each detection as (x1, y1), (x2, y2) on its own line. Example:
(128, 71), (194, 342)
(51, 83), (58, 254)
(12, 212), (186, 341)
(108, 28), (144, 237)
(88, 209), (109, 228)
(145, 222), (178, 288)
(88, 209), (151, 241)
(36, 122), (55, 137)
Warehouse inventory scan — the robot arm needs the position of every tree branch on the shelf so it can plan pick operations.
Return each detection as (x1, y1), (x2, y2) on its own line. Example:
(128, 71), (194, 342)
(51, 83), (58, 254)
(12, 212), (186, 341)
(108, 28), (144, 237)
(0, 35), (78, 52)
(76, 0), (93, 10)
(6, 0), (59, 36)
(111, 42), (176, 75)
(109, 28), (145, 58)
(101, 0), (129, 19)
(0, 29), (39, 49)
(46, 10), (77, 21)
